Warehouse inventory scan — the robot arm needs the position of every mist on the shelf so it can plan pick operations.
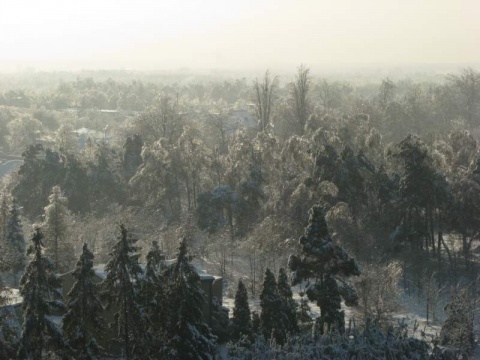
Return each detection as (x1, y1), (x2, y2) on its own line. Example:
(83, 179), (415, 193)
(1, 0), (479, 73)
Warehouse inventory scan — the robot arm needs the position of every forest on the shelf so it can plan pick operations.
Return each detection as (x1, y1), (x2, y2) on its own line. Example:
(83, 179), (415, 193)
(0, 66), (479, 359)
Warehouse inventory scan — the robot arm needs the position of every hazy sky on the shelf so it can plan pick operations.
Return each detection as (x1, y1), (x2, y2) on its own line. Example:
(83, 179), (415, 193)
(0, 0), (479, 72)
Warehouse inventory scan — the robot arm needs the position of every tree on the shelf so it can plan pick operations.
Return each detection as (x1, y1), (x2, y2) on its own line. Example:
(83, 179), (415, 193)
(377, 78), (396, 111)
(289, 205), (360, 335)
(393, 134), (448, 252)
(11, 146), (68, 220)
(253, 70), (277, 132)
(277, 268), (298, 334)
(161, 238), (217, 359)
(17, 228), (69, 359)
(354, 261), (402, 326)
(230, 279), (252, 342)
(0, 191), (9, 244)
(62, 153), (91, 214)
(63, 244), (103, 360)
(42, 186), (74, 271)
(122, 134), (143, 181)
(5, 199), (26, 285)
(259, 268), (286, 345)
(439, 286), (475, 352)
(140, 240), (165, 345)
(102, 224), (146, 359)
(7, 115), (43, 152)
(133, 93), (184, 144)
(290, 65), (311, 134)
(447, 67), (480, 125)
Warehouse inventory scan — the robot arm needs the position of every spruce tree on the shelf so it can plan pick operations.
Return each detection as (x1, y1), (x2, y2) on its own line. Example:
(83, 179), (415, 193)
(162, 238), (217, 359)
(259, 268), (286, 345)
(102, 224), (146, 360)
(277, 267), (298, 334)
(289, 205), (360, 335)
(63, 244), (103, 360)
(140, 240), (165, 346)
(17, 228), (69, 359)
(230, 279), (252, 342)
(6, 199), (26, 285)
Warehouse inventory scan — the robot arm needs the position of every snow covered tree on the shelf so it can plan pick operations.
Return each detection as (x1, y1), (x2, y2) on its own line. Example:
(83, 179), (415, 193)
(277, 268), (298, 334)
(260, 268), (286, 345)
(0, 191), (9, 244)
(140, 240), (165, 345)
(102, 224), (146, 359)
(161, 238), (217, 359)
(42, 185), (75, 271)
(230, 279), (252, 342)
(289, 205), (360, 335)
(439, 286), (475, 352)
(5, 199), (26, 285)
(17, 228), (69, 359)
(63, 244), (103, 360)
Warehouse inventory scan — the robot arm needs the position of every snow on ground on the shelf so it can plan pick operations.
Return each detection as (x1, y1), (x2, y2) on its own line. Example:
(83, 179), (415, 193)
(0, 288), (22, 305)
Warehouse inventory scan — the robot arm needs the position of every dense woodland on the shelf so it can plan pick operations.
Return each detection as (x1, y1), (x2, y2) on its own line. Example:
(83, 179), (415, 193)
(0, 66), (479, 359)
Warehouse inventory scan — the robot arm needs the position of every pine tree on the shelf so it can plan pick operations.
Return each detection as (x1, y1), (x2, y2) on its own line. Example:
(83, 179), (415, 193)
(63, 244), (103, 360)
(17, 228), (69, 359)
(6, 199), (26, 285)
(230, 279), (252, 342)
(42, 185), (75, 271)
(162, 238), (217, 359)
(277, 267), (298, 334)
(259, 268), (286, 345)
(102, 224), (146, 360)
(289, 205), (360, 335)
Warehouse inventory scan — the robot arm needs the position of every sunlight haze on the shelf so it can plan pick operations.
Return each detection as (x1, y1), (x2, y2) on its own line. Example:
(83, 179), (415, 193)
(0, 0), (479, 72)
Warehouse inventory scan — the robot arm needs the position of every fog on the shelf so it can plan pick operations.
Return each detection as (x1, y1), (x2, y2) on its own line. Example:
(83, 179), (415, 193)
(1, 0), (479, 72)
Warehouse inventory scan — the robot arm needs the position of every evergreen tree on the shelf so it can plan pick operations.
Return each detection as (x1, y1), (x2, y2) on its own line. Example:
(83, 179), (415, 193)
(277, 268), (298, 334)
(251, 311), (261, 335)
(17, 228), (69, 359)
(162, 238), (217, 359)
(62, 153), (91, 214)
(42, 185), (75, 271)
(123, 134), (143, 181)
(230, 279), (252, 342)
(259, 268), (286, 345)
(140, 240), (165, 346)
(63, 244), (103, 360)
(289, 205), (360, 335)
(5, 199), (26, 285)
(102, 224), (146, 360)
(0, 191), (9, 244)
(144, 240), (164, 284)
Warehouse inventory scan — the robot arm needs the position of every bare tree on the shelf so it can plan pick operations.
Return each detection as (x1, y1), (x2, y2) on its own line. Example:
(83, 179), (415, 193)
(133, 92), (184, 144)
(447, 67), (480, 125)
(377, 78), (396, 111)
(253, 70), (278, 132)
(290, 65), (311, 134)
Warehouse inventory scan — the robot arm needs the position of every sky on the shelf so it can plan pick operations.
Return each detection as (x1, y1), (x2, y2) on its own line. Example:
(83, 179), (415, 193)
(0, 0), (479, 72)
